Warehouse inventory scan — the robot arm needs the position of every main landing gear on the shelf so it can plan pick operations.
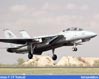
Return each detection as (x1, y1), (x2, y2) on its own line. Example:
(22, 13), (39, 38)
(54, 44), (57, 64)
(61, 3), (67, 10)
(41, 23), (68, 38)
(28, 53), (33, 59)
(52, 49), (57, 60)
(28, 44), (35, 59)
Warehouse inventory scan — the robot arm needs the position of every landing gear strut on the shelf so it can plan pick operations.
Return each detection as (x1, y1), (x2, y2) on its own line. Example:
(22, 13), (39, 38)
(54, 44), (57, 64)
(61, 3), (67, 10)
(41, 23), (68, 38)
(52, 49), (57, 60)
(72, 43), (78, 51)
(28, 43), (35, 59)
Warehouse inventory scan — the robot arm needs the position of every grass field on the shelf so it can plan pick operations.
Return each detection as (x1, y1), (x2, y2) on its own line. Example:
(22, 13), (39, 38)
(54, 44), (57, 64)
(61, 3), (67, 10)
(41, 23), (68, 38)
(0, 67), (99, 75)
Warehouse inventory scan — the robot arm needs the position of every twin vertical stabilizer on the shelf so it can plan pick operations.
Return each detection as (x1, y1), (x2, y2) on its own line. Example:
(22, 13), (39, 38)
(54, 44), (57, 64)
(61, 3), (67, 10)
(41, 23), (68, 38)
(19, 30), (31, 38)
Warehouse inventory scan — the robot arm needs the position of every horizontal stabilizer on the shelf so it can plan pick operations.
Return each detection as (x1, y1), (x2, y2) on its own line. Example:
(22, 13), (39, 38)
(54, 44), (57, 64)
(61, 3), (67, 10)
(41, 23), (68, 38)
(0, 39), (38, 44)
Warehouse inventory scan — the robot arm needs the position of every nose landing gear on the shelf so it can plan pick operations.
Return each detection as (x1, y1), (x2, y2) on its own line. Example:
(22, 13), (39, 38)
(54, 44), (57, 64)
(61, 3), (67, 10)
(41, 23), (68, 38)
(72, 43), (78, 51)
(72, 47), (78, 51)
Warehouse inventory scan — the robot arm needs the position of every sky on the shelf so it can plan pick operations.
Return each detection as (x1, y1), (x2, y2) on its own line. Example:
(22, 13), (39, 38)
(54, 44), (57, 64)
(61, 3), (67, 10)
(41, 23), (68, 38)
(0, 0), (99, 64)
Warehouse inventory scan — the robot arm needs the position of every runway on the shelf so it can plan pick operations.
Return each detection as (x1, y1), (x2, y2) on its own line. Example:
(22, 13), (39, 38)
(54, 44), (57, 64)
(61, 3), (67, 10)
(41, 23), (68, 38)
(0, 67), (99, 75)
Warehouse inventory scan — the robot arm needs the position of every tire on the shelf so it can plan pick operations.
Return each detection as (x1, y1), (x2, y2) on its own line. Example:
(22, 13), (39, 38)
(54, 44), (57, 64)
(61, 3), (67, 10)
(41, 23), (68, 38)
(72, 47), (78, 51)
(28, 53), (33, 59)
(52, 54), (57, 60)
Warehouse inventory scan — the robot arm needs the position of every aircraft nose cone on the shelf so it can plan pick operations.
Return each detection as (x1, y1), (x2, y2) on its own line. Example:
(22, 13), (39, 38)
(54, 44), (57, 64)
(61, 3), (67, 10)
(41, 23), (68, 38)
(90, 32), (97, 38)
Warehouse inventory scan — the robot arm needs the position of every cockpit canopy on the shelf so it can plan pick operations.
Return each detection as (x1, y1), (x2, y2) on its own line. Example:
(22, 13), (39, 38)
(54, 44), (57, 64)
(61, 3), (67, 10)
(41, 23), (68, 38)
(63, 27), (83, 32)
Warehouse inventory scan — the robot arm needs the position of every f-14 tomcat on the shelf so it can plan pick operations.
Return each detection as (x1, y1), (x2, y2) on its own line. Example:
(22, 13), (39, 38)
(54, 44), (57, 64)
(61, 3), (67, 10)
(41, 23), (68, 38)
(0, 27), (97, 60)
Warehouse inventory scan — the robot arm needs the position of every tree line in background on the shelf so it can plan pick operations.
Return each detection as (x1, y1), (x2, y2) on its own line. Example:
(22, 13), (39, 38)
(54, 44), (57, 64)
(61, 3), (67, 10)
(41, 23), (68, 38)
(0, 58), (99, 67)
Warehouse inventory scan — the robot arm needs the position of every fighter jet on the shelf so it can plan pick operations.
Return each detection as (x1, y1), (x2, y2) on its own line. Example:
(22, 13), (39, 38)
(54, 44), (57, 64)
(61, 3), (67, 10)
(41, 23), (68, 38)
(0, 27), (97, 60)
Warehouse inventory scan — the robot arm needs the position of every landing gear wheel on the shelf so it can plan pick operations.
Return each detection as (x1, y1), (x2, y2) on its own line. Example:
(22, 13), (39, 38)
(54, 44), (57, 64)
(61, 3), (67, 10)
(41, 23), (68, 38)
(28, 53), (33, 59)
(72, 47), (78, 51)
(52, 54), (57, 60)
